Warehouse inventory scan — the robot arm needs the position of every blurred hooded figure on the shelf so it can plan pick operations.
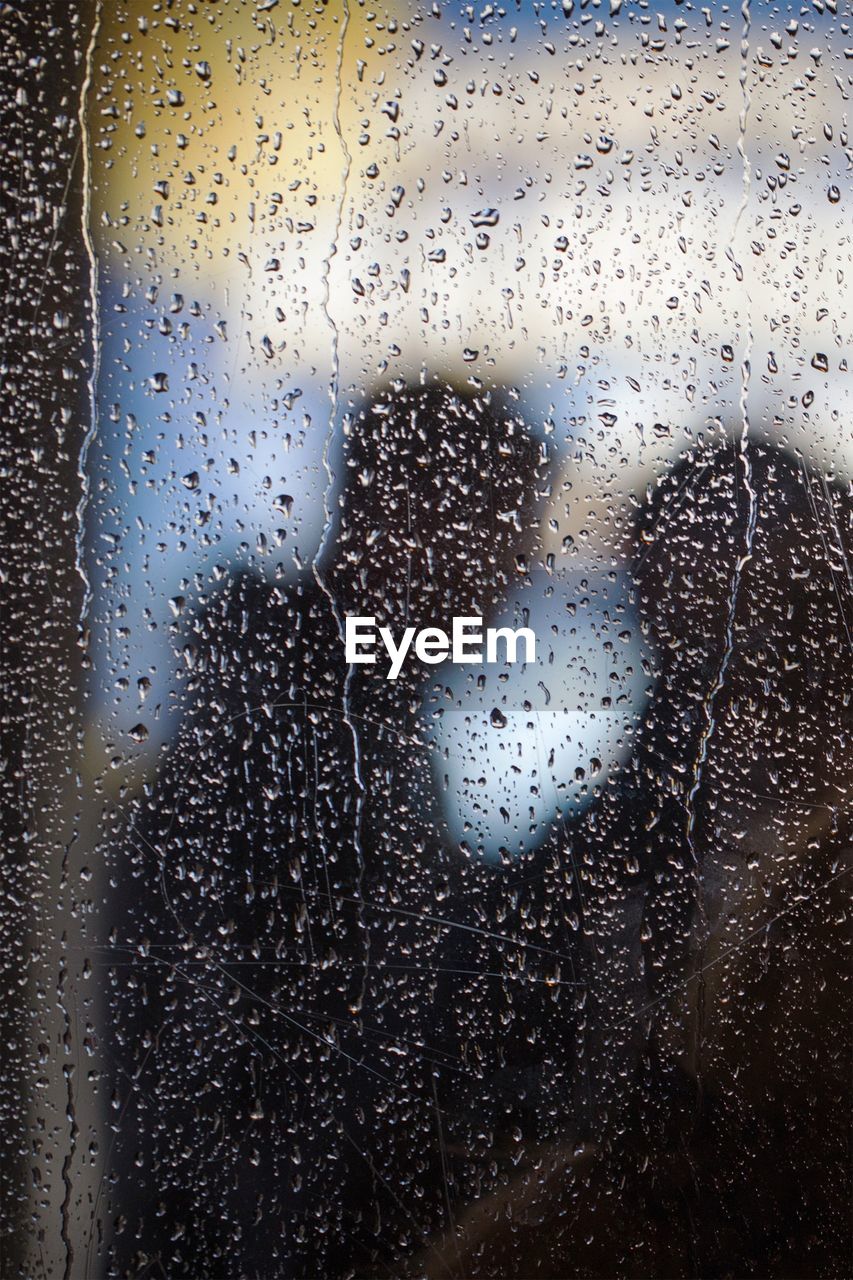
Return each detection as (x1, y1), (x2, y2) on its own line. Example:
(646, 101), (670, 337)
(417, 439), (852, 1279)
(102, 383), (551, 1278)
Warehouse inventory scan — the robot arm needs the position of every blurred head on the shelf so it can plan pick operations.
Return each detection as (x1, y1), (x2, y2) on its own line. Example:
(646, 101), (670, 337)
(325, 383), (548, 632)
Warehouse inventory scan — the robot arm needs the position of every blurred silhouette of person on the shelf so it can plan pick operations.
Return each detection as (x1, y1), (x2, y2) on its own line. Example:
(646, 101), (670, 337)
(416, 438), (852, 1279)
(101, 383), (552, 1277)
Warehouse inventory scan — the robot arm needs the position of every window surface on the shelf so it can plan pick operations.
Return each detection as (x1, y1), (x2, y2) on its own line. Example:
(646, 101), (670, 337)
(2, 2), (851, 1276)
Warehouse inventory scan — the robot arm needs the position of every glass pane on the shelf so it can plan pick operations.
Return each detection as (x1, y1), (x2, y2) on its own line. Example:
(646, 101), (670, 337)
(5, 1), (851, 1276)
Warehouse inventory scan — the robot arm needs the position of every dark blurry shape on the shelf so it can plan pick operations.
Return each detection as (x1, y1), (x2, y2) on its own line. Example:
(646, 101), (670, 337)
(103, 384), (551, 1277)
(0, 4), (91, 1273)
(105, 570), (362, 1277)
(328, 384), (547, 627)
(415, 439), (852, 1278)
(9, 249), (852, 1271)
(100, 420), (853, 1279)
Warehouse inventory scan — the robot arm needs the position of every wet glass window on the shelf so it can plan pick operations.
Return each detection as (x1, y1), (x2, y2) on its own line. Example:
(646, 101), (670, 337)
(3, 1), (851, 1276)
